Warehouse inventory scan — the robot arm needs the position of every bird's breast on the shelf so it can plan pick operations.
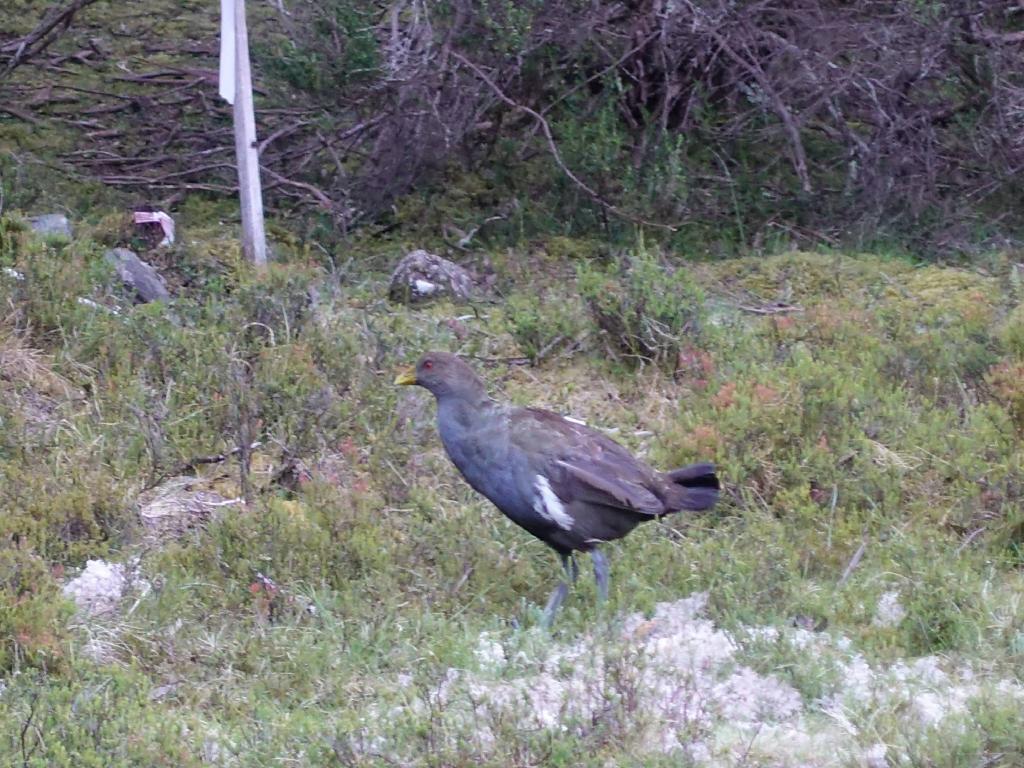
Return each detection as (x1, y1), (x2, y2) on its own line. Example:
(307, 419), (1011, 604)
(437, 406), (542, 526)
(439, 407), (505, 488)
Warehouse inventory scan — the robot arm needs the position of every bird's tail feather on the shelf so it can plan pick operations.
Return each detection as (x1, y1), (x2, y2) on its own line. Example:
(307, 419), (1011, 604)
(666, 462), (720, 512)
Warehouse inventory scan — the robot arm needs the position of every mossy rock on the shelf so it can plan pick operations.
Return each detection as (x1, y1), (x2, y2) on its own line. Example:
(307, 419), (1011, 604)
(709, 251), (912, 303)
(884, 267), (998, 330)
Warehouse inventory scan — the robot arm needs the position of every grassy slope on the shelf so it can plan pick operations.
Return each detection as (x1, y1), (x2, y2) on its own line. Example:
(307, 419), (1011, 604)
(1, 2), (1023, 764)
(0, 212), (1022, 765)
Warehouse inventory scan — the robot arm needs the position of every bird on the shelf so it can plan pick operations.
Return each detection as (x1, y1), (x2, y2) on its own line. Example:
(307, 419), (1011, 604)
(395, 351), (719, 626)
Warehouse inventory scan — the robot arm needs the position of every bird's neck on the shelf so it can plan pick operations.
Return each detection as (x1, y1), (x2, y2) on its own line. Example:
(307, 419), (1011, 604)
(436, 390), (496, 430)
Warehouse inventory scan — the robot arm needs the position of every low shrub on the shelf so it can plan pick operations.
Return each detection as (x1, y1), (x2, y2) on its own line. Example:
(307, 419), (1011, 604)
(578, 246), (705, 365)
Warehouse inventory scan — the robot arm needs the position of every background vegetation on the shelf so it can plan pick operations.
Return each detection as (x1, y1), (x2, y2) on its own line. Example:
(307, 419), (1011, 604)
(2, 0), (1023, 255)
(1, 0), (1023, 765)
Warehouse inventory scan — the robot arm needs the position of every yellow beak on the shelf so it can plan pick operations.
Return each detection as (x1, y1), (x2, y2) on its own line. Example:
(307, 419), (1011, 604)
(393, 366), (417, 386)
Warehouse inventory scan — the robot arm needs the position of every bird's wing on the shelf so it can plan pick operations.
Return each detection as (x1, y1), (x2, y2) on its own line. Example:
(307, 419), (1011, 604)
(510, 408), (666, 515)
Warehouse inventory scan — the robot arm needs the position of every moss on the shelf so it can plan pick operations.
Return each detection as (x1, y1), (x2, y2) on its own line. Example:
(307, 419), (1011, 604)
(987, 360), (1024, 432)
(541, 235), (605, 262)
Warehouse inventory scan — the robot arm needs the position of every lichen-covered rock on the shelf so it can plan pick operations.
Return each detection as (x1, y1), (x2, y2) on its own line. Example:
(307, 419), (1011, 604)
(62, 559), (129, 616)
(138, 476), (241, 541)
(388, 249), (477, 304)
(872, 590), (907, 628)
(27, 213), (73, 239)
(104, 247), (170, 303)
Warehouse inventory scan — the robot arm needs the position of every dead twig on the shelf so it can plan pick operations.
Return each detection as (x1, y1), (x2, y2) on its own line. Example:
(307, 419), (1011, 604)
(263, 167), (335, 211)
(0, 105), (40, 124)
(838, 538), (867, 586)
(955, 527), (986, 556)
(160, 441), (264, 482)
(733, 302), (804, 315)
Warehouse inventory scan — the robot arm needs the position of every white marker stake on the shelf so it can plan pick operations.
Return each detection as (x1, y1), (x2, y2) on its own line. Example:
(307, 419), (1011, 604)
(221, 0), (267, 267)
(218, 0), (235, 103)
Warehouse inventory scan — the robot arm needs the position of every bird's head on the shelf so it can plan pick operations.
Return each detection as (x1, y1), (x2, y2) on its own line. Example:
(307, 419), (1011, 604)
(394, 351), (486, 401)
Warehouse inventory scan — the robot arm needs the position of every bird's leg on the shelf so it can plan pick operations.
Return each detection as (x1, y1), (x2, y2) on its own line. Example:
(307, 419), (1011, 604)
(567, 553), (579, 584)
(541, 553), (576, 628)
(591, 549), (609, 603)
(541, 582), (568, 628)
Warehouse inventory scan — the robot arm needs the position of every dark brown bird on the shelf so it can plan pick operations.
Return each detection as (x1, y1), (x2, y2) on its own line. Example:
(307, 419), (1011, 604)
(395, 351), (719, 625)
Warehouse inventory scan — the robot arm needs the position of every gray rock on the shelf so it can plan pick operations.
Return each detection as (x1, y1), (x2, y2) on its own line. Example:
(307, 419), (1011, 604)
(138, 476), (241, 542)
(62, 559), (129, 616)
(388, 249), (477, 304)
(28, 213), (73, 239)
(104, 247), (170, 303)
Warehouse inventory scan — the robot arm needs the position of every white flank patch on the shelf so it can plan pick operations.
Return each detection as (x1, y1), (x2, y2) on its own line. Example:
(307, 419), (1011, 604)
(533, 475), (573, 530)
(563, 415), (587, 426)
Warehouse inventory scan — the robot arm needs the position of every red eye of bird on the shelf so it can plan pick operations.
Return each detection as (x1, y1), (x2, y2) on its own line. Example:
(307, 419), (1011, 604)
(423, 360), (433, 370)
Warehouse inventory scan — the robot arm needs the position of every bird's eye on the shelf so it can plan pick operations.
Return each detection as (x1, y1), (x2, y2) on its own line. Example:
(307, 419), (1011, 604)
(422, 359), (433, 370)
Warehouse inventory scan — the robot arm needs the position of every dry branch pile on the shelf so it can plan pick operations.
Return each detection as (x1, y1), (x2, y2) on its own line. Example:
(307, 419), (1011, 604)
(1, 0), (1022, 247)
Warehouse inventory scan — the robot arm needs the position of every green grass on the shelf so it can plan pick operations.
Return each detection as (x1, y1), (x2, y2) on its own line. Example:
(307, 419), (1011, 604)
(1, 212), (1023, 765)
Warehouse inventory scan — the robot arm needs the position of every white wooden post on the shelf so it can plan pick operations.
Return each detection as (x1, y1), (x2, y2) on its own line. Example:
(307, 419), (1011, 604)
(219, 0), (267, 267)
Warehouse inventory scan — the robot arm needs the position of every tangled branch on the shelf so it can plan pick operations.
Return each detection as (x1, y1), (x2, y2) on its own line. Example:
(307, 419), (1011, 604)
(0, 0), (101, 79)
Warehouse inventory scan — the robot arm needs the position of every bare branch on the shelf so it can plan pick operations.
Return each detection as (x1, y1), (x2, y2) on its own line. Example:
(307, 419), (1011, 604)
(0, 0), (101, 79)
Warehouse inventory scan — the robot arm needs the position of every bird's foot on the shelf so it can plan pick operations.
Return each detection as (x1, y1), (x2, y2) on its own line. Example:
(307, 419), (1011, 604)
(591, 549), (609, 604)
(541, 581), (569, 628)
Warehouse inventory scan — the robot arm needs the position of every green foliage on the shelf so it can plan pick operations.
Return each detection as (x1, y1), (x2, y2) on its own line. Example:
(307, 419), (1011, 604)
(0, 214), (28, 265)
(849, 689), (1024, 767)
(578, 244), (705, 365)
(1001, 302), (1024, 359)
(0, 667), (196, 767)
(3, 0), (1023, 756)
(733, 628), (846, 703)
(987, 360), (1024, 432)
(0, 465), (127, 565)
(254, 1), (379, 97)
(0, 549), (72, 672)
(544, 87), (713, 247)
(504, 291), (586, 363)
(542, 236), (605, 263)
